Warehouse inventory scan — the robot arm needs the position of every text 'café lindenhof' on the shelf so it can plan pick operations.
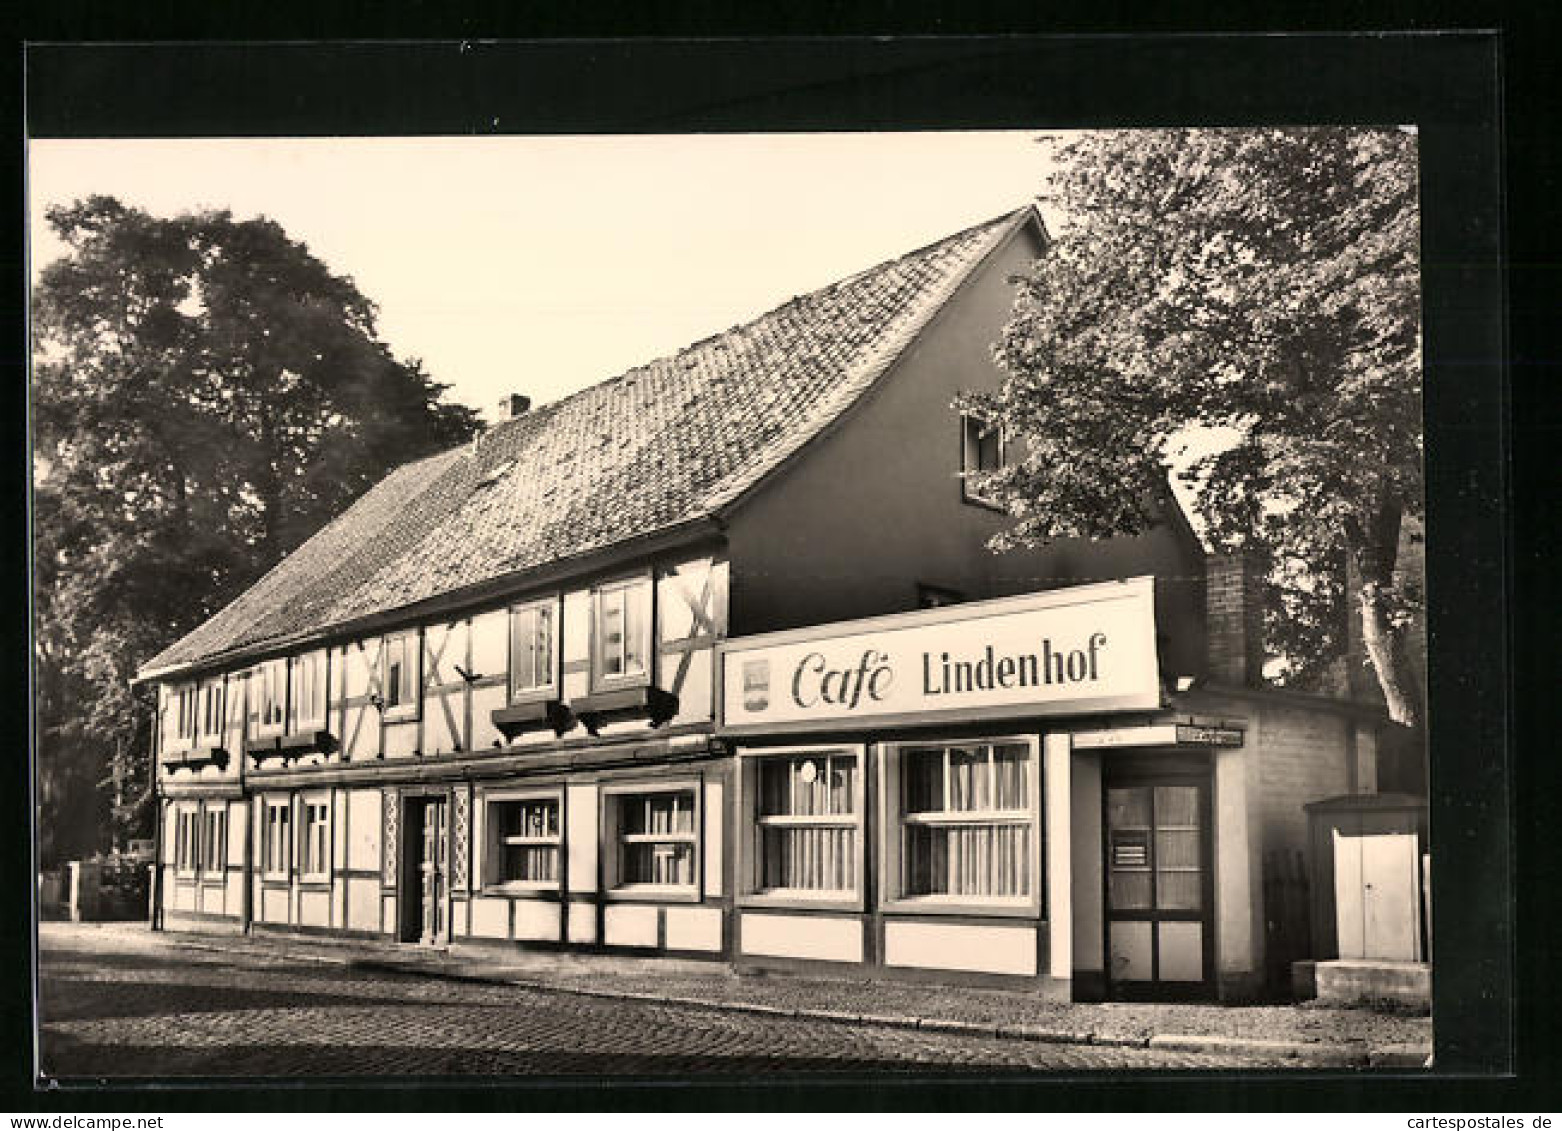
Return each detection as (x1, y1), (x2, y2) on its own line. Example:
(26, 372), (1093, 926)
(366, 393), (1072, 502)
(138, 207), (1394, 1002)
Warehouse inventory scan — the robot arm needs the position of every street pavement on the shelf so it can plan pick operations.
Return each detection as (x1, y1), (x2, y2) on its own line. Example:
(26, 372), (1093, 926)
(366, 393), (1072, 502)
(37, 925), (1301, 1080)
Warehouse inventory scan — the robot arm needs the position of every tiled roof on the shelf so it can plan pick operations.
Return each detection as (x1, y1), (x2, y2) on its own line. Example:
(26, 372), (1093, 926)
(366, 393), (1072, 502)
(141, 206), (1036, 676)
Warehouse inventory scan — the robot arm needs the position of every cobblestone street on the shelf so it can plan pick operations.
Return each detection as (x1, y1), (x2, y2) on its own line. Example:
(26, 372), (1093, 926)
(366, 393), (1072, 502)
(38, 925), (1299, 1080)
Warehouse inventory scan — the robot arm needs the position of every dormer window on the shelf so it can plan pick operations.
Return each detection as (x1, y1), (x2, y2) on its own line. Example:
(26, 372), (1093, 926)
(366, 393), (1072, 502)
(961, 413), (1008, 508)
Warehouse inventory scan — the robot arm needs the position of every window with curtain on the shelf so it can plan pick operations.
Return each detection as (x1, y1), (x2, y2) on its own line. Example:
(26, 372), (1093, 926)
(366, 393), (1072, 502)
(612, 788), (696, 890)
(200, 806), (226, 878)
(594, 577), (651, 685)
(486, 794), (561, 886)
(290, 651), (327, 730)
(174, 807), (201, 874)
(263, 799), (292, 878)
(753, 751), (859, 896)
(896, 740), (1037, 903)
(509, 600), (557, 699)
(199, 679), (223, 741)
(257, 661), (287, 733)
(300, 800), (330, 880)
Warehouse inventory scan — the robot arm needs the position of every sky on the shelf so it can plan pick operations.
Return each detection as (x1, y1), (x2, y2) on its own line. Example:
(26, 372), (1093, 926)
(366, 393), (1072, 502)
(28, 132), (1058, 421)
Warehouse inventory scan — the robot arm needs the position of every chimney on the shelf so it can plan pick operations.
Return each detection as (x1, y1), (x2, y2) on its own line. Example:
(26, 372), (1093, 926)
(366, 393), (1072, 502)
(1204, 553), (1264, 687)
(496, 393), (531, 421)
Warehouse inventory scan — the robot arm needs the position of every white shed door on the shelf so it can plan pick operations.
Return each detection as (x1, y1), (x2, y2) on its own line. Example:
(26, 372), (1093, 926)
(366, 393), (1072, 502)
(1334, 830), (1422, 961)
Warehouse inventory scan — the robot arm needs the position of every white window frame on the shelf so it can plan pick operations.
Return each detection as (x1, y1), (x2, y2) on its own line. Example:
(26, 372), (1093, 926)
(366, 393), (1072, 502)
(380, 631), (421, 721)
(590, 574), (653, 692)
(289, 650), (329, 733)
(261, 796), (293, 880)
(878, 735), (1043, 917)
(171, 683), (198, 749)
(960, 412), (1008, 508)
(255, 660), (287, 736)
(508, 597), (560, 703)
(481, 787), (564, 893)
(200, 803), (227, 880)
(173, 804), (201, 877)
(298, 794), (332, 883)
(602, 779), (701, 901)
(197, 678), (224, 744)
(738, 744), (866, 911)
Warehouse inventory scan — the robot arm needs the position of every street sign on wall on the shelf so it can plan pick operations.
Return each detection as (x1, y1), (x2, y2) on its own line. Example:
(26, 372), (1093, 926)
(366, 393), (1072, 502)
(715, 577), (1161, 736)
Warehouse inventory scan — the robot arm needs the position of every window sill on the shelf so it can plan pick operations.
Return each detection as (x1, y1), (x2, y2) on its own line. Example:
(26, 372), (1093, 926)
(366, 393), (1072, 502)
(960, 492), (1008, 514)
(482, 882), (562, 899)
(739, 890), (864, 913)
(382, 707), (419, 724)
(605, 884), (701, 904)
(881, 895), (1041, 919)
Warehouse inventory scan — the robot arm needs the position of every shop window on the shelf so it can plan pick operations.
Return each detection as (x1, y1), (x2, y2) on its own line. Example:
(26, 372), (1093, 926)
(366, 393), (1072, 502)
(592, 576), (652, 689)
(173, 806), (201, 875)
(961, 414), (1007, 507)
(200, 805), (227, 879)
(605, 784), (698, 895)
(883, 738), (1041, 910)
(290, 651), (328, 731)
(262, 798), (292, 879)
(381, 632), (421, 720)
(484, 791), (562, 888)
(509, 599), (558, 700)
(742, 748), (863, 901)
(256, 660), (287, 735)
(198, 678), (224, 743)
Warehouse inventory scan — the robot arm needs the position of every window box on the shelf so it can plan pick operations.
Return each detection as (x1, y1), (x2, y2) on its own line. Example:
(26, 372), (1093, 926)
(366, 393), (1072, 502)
(166, 746), (231, 774)
(602, 781), (701, 901)
(491, 699), (575, 741)
(481, 789), (563, 892)
(879, 736), (1043, 917)
(738, 745), (866, 911)
(277, 729), (337, 756)
(245, 735), (285, 763)
(574, 685), (679, 735)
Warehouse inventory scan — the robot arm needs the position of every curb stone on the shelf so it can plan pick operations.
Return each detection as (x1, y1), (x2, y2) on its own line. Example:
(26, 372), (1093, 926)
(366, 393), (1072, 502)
(161, 933), (1407, 1065)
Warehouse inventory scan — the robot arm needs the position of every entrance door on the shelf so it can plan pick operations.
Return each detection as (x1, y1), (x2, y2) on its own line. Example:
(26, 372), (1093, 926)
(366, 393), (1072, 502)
(1104, 778), (1214, 999)
(403, 796), (449, 946)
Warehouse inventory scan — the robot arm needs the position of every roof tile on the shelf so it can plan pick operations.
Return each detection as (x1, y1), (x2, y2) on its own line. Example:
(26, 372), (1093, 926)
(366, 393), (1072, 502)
(141, 207), (1033, 675)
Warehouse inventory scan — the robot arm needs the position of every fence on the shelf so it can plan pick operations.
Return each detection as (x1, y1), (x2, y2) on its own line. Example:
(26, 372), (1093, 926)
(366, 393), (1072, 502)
(1262, 847), (1312, 999)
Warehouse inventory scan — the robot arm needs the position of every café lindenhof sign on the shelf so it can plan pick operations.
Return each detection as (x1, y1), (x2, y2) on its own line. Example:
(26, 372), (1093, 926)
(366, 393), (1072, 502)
(715, 577), (1161, 736)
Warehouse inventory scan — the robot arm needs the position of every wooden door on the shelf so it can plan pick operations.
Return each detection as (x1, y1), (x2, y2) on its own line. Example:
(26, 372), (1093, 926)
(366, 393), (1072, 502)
(1104, 778), (1214, 999)
(1334, 828), (1421, 961)
(418, 797), (449, 946)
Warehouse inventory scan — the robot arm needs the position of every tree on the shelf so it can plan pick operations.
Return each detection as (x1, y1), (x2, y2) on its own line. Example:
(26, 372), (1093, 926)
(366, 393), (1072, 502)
(32, 196), (482, 861)
(964, 128), (1423, 727)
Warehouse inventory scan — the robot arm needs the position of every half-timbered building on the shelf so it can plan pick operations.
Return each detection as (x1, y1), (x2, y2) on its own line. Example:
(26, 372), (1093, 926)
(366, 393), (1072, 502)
(137, 206), (1395, 1001)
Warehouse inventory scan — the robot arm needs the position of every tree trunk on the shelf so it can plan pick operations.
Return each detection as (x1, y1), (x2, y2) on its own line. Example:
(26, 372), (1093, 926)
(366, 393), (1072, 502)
(1356, 576), (1424, 730)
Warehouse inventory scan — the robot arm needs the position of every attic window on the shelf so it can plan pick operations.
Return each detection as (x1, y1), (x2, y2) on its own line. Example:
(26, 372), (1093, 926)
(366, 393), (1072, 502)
(961, 414), (1008, 508)
(473, 459), (516, 491)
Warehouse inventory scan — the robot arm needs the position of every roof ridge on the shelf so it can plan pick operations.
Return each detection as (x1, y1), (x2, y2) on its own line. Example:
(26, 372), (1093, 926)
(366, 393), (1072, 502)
(488, 206), (1032, 424)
